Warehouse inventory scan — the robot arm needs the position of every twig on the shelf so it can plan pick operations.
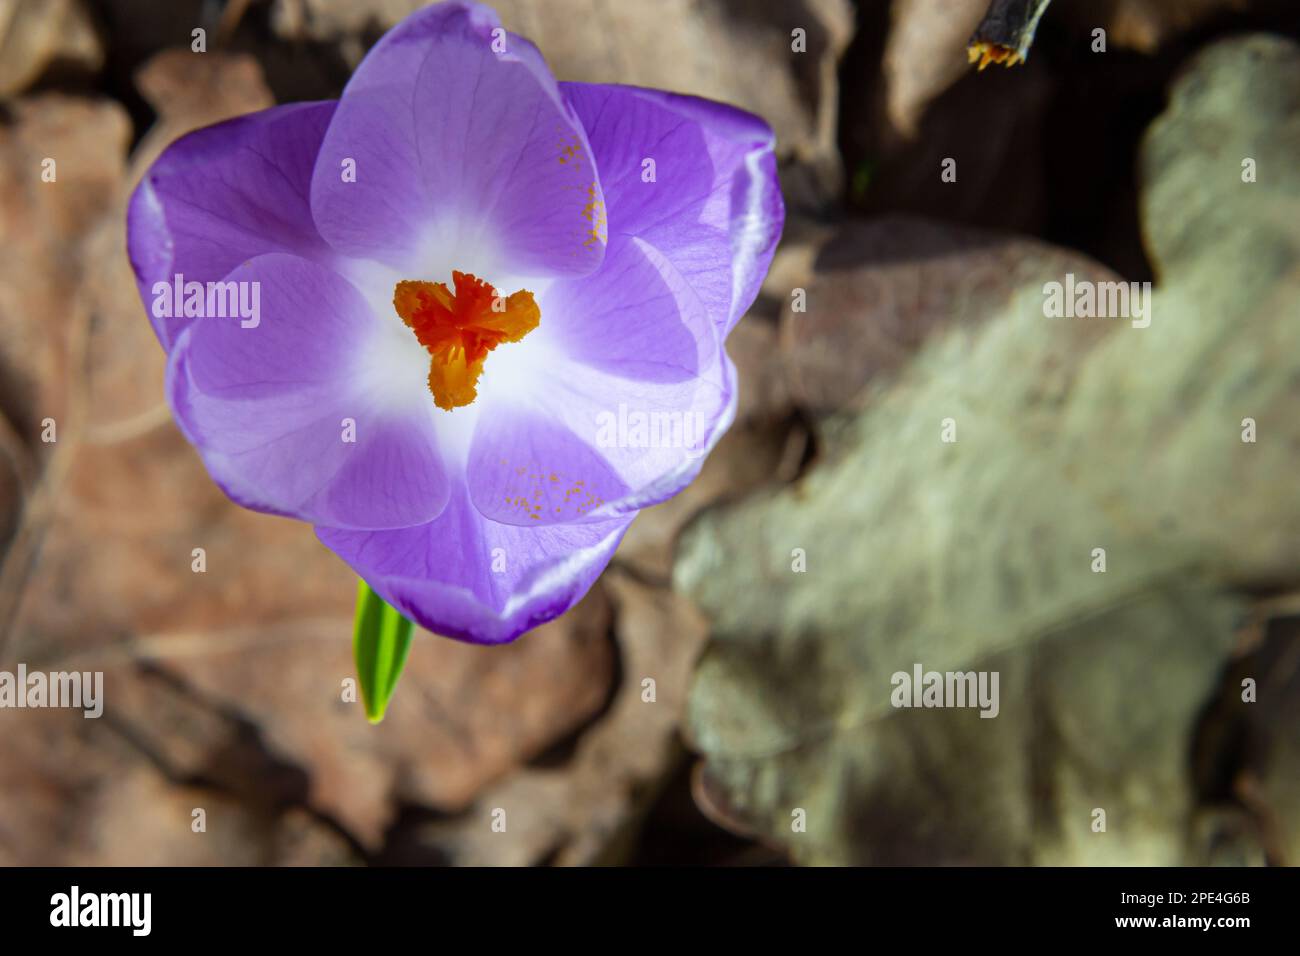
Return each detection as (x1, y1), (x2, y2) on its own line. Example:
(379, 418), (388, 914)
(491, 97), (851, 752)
(968, 0), (1055, 70)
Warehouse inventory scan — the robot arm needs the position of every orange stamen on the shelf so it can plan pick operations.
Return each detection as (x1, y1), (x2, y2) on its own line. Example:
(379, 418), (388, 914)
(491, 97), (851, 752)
(393, 271), (540, 411)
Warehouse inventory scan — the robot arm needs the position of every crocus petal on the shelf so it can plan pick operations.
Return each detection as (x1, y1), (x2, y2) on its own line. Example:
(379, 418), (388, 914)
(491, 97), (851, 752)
(468, 235), (733, 526)
(127, 101), (338, 351)
(311, 0), (606, 280)
(166, 253), (449, 530)
(317, 489), (633, 644)
(467, 402), (632, 525)
(562, 82), (784, 334)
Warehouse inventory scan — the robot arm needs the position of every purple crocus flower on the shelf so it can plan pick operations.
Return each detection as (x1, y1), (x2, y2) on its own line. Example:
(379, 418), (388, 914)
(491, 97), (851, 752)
(127, 0), (784, 644)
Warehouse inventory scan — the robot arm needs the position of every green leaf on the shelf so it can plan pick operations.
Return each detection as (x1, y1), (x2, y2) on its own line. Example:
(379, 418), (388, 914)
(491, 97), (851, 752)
(352, 579), (414, 724)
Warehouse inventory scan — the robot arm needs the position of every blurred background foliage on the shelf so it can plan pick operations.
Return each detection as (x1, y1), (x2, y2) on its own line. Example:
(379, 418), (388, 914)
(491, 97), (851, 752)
(0, 0), (1297, 865)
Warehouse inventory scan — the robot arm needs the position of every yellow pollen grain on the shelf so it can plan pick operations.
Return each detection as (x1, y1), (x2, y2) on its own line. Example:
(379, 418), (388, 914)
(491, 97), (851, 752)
(581, 181), (606, 248)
